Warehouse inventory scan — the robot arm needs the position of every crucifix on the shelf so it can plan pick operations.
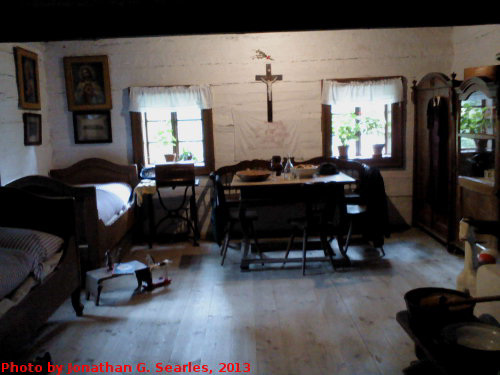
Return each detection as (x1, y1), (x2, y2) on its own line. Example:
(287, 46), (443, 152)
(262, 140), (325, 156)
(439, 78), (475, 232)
(256, 63), (282, 122)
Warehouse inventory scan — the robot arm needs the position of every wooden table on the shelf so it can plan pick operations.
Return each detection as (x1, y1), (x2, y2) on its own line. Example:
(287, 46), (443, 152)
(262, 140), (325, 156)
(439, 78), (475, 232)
(231, 172), (355, 270)
(230, 172), (355, 188)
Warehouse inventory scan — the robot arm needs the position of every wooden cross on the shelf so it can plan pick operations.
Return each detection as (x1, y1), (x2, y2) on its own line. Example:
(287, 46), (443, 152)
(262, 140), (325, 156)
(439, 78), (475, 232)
(256, 63), (282, 122)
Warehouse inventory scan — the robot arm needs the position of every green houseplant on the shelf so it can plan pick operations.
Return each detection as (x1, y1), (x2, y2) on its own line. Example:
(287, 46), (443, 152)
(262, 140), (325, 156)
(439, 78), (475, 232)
(360, 116), (385, 157)
(460, 102), (492, 151)
(158, 129), (177, 162)
(332, 113), (360, 158)
(460, 102), (490, 134)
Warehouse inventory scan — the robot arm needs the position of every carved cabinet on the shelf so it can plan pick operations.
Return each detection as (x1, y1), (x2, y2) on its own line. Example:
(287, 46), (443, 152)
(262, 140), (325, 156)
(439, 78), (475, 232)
(412, 73), (459, 247)
(455, 67), (499, 250)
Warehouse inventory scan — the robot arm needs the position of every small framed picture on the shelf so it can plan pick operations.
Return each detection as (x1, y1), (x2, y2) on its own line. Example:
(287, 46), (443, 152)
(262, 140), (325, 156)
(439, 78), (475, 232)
(64, 55), (112, 111)
(14, 47), (41, 110)
(23, 113), (42, 146)
(73, 111), (112, 144)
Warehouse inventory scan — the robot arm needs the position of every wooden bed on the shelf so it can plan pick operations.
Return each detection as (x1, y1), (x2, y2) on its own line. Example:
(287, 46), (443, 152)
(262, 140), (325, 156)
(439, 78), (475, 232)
(8, 158), (138, 272)
(0, 187), (83, 358)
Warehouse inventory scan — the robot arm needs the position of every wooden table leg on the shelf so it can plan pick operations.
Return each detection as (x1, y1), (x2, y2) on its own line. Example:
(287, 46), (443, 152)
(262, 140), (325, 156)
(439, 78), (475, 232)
(239, 218), (251, 270)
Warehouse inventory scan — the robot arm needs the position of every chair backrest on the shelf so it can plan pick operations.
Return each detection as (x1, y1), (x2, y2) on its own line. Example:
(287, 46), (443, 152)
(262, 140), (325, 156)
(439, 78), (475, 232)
(302, 181), (347, 229)
(155, 163), (195, 188)
(215, 159), (270, 184)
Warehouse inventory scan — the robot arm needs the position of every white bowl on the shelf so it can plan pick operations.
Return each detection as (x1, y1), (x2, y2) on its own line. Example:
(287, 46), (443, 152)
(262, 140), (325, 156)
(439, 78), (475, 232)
(291, 166), (318, 179)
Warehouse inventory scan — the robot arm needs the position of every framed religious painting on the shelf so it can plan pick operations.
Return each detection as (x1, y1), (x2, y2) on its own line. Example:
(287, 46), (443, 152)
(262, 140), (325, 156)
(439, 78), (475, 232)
(73, 111), (112, 144)
(23, 113), (42, 146)
(64, 55), (112, 111)
(14, 47), (41, 110)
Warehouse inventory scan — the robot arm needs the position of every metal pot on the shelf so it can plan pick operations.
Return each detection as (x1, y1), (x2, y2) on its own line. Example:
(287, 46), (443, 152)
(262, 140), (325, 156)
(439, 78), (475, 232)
(404, 287), (475, 332)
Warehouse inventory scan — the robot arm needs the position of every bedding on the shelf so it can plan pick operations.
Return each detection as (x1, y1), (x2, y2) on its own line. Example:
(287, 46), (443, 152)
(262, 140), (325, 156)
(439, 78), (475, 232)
(0, 227), (64, 280)
(77, 182), (132, 225)
(0, 186), (83, 357)
(0, 248), (34, 299)
(0, 251), (63, 317)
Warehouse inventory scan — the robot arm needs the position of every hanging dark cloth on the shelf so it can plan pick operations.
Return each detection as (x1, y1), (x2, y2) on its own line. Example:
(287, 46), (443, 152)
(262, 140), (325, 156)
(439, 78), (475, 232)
(426, 97), (449, 213)
(358, 165), (390, 247)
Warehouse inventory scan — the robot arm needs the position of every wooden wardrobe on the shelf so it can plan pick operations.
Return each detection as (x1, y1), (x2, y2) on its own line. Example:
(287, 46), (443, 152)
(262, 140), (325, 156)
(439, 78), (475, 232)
(412, 73), (459, 248)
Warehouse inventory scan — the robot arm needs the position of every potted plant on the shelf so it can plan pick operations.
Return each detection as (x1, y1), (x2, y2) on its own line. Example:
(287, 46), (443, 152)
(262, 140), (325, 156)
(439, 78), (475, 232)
(460, 102), (491, 151)
(332, 113), (360, 158)
(158, 129), (177, 162)
(360, 116), (385, 158)
(179, 149), (197, 162)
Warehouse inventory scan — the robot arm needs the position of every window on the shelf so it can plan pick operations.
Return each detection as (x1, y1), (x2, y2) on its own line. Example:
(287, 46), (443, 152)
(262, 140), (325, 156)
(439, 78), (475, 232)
(143, 106), (206, 165)
(321, 77), (406, 168)
(129, 85), (215, 174)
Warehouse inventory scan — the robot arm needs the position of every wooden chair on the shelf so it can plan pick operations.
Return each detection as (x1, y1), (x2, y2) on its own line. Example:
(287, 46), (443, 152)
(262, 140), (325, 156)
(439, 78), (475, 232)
(209, 172), (261, 266)
(284, 182), (347, 275)
(214, 159), (271, 202)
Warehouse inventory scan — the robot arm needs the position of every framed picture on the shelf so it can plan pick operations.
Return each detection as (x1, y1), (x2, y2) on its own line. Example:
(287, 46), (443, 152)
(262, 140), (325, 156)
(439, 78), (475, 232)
(64, 55), (112, 111)
(73, 111), (112, 144)
(23, 113), (42, 146)
(14, 47), (41, 110)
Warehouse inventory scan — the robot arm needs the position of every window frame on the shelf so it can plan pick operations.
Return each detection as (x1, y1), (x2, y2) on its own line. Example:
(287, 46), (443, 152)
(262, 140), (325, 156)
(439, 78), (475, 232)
(321, 76), (407, 169)
(130, 108), (215, 176)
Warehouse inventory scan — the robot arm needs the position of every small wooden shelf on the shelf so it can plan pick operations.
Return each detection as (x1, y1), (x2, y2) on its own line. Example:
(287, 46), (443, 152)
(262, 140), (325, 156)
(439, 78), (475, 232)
(458, 133), (495, 139)
(458, 175), (495, 194)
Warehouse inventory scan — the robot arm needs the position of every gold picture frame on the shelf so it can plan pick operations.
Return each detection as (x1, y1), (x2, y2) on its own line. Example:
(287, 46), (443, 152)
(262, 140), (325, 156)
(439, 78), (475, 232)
(63, 55), (112, 111)
(14, 47), (41, 110)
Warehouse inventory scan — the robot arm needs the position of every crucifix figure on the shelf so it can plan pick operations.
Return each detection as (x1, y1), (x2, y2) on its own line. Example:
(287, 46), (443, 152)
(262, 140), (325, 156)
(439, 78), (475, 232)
(256, 63), (282, 122)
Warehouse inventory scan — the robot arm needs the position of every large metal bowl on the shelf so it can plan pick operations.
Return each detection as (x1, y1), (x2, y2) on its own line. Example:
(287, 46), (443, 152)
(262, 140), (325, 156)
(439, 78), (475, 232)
(291, 165), (318, 179)
(441, 322), (500, 372)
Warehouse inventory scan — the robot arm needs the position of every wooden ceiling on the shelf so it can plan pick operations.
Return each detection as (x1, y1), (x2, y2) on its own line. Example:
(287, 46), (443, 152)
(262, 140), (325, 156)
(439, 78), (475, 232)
(4, 1), (498, 42)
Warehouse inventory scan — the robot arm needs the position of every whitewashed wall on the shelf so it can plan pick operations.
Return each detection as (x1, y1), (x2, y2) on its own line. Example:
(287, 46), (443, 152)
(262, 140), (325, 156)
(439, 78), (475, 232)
(2, 25), (497, 223)
(44, 27), (458, 223)
(451, 25), (500, 80)
(0, 43), (51, 184)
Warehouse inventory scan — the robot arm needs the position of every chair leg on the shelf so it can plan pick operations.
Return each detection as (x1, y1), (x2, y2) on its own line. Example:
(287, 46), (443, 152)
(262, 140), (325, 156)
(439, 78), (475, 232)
(344, 217), (354, 254)
(220, 232), (230, 266)
(221, 222), (233, 266)
(320, 232), (336, 271)
(283, 231), (295, 267)
(302, 229), (308, 276)
(248, 221), (262, 258)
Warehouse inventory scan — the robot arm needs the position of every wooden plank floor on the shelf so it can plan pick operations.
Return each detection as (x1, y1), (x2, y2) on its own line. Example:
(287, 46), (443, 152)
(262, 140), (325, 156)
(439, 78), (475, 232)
(27, 228), (464, 375)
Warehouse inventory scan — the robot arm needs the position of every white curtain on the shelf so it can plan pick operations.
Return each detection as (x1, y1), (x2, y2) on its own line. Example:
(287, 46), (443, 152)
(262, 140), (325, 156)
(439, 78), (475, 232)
(321, 78), (403, 105)
(129, 85), (213, 111)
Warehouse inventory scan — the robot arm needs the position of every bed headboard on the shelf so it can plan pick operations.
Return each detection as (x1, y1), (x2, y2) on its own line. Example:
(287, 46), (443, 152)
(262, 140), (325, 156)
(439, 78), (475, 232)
(0, 187), (75, 240)
(49, 158), (139, 188)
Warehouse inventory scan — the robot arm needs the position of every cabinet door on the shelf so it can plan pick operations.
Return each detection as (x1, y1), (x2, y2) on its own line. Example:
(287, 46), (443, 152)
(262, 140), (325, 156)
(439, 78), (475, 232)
(413, 79), (455, 243)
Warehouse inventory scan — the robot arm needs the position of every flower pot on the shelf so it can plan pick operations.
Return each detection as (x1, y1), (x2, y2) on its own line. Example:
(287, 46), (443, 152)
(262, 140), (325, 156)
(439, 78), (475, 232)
(338, 145), (349, 159)
(164, 153), (176, 162)
(475, 139), (488, 153)
(372, 143), (385, 158)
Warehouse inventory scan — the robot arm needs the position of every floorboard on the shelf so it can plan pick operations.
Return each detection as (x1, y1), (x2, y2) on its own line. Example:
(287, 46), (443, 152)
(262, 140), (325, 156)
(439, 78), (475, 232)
(25, 228), (464, 375)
